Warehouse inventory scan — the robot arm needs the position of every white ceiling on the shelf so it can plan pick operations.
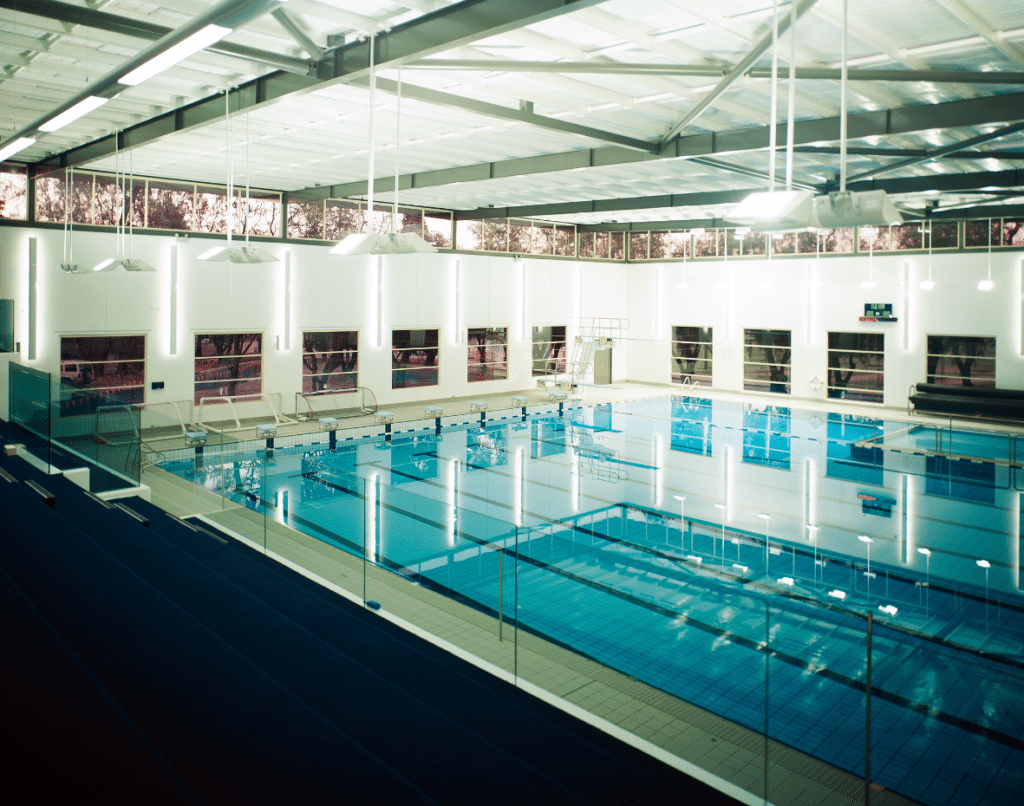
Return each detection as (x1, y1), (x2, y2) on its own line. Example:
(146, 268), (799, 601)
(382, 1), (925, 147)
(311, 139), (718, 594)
(2, 0), (1023, 226)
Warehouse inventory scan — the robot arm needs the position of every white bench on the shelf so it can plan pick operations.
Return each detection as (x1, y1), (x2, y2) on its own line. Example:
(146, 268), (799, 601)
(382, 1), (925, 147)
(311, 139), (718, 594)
(375, 410), (394, 424)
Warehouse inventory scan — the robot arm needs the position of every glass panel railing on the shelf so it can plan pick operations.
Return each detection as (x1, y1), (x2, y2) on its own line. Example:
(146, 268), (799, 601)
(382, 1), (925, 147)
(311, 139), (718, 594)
(9, 363), (51, 467)
(148, 399), (1024, 806)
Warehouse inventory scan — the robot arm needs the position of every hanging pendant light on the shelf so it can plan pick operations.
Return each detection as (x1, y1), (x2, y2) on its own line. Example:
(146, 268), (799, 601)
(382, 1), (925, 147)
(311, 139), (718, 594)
(60, 167), (86, 273)
(91, 135), (155, 272)
(331, 34), (437, 256)
(198, 89), (278, 264)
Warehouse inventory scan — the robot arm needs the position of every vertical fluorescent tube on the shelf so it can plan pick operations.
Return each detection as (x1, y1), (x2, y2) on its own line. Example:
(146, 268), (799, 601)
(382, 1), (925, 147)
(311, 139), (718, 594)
(517, 259), (526, 341)
(454, 259), (461, 345)
(571, 450), (580, 513)
(514, 447), (523, 527)
(1015, 491), (1021, 591)
(447, 459), (458, 547)
(28, 237), (37, 361)
(804, 457), (817, 530)
(170, 240), (178, 355)
(366, 473), (378, 564)
(805, 264), (813, 347)
(901, 474), (911, 563)
(902, 261), (910, 351)
(725, 445), (734, 521)
(284, 251), (291, 351)
(376, 255), (383, 348)
(655, 433), (663, 507)
(653, 265), (661, 340)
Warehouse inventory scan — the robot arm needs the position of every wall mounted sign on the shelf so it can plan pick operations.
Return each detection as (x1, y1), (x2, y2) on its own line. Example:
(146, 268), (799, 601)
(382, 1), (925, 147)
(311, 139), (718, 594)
(860, 303), (897, 322)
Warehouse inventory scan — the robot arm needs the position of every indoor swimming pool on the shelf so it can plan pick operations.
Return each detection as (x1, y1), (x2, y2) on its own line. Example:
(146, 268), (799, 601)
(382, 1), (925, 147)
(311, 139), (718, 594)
(160, 396), (1024, 806)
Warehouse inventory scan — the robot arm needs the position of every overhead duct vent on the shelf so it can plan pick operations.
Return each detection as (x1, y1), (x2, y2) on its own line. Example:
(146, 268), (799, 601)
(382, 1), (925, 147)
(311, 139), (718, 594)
(812, 190), (903, 228)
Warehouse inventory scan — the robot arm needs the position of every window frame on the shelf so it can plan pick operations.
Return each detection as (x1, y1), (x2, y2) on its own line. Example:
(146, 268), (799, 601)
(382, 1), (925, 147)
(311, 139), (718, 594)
(392, 328), (440, 389)
(301, 330), (359, 394)
(827, 331), (884, 404)
(193, 332), (263, 406)
(467, 326), (509, 383)
(742, 329), (793, 395)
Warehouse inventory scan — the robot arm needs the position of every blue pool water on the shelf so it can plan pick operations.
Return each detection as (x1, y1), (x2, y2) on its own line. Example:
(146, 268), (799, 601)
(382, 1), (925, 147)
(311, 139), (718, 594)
(160, 396), (1024, 806)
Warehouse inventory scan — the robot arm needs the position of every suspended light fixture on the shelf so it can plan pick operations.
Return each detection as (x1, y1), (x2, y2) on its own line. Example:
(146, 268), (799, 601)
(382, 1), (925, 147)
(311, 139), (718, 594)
(60, 167), (86, 273)
(92, 134), (156, 272)
(198, 90), (279, 264)
(331, 33), (437, 256)
(978, 218), (995, 291)
(728, 0), (902, 232)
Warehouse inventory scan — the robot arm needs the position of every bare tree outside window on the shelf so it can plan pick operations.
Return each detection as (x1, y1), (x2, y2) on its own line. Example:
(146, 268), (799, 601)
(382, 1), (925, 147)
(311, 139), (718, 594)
(926, 336), (995, 387)
(743, 329), (792, 394)
(194, 333), (262, 405)
(302, 331), (358, 392)
(671, 327), (713, 387)
(827, 332), (884, 403)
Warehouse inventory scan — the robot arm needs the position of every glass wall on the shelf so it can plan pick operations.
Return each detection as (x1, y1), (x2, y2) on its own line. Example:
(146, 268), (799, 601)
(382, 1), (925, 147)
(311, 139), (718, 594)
(150, 398), (1024, 806)
(8, 362), (141, 490)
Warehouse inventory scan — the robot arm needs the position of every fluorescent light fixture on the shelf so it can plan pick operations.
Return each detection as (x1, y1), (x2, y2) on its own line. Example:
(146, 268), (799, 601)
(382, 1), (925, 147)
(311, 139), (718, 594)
(119, 24), (231, 86)
(977, 559), (991, 568)
(121, 258), (157, 272)
(860, 279), (876, 290)
(978, 278), (994, 291)
(39, 96), (109, 133)
(0, 136), (37, 162)
(858, 535), (873, 543)
(197, 245), (279, 263)
(728, 190), (816, 232)
(917, 547), (931, 556)
(330, 232), (438, 256)
(919, 279), (935, 290)
(92, 258), (156, 272)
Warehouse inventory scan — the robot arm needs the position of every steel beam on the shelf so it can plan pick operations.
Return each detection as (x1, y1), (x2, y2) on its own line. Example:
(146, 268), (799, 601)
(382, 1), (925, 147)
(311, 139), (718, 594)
(271, 8), (325, 60)
(361, 76), (657, 153)
(405, 59), (1024, 85)
(450, 169), (1024, 222)
(843, 121), (1024, 185)
(27, 0), (615, 173)
(0, 0), (310, 74)
(662, 0), (821, 143)
(289, 91), (1024, 201)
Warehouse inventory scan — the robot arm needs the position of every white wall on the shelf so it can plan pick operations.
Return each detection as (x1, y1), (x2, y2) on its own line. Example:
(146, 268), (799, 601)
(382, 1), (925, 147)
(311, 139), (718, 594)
(2, 225), (1022, 418)
(627, 249), (1024, 400)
